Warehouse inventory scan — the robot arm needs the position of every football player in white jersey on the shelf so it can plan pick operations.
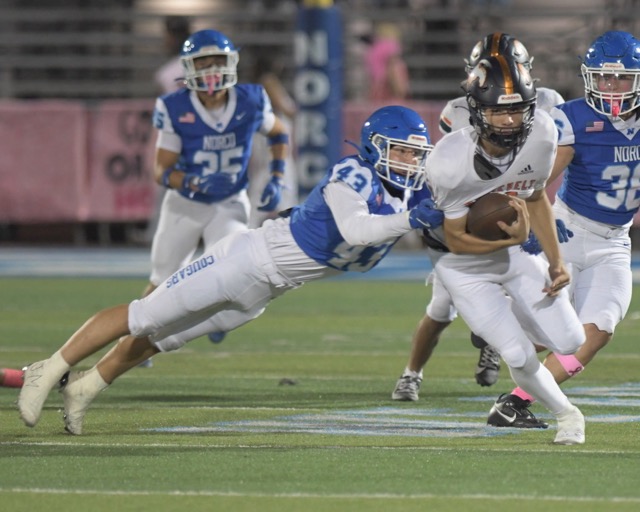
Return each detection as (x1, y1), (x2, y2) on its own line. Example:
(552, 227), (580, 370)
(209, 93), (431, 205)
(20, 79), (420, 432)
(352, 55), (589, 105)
(146, 29), (290, 350)
(392, 33), (570, 403)
(438, 35), (566, 386)
(426, 54), (586, 444)
(17, 106), (444, 435)
(487, 30), (640, 427)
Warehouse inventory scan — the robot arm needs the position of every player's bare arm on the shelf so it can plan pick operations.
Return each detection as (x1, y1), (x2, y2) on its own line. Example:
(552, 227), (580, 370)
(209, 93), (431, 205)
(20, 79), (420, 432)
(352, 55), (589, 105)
(526, 189), (570, 296)
(442, 199), (528, 255)
(154, 147), (181, 187)
(266, 116), (289, 163)
(547, 145), (575, 187)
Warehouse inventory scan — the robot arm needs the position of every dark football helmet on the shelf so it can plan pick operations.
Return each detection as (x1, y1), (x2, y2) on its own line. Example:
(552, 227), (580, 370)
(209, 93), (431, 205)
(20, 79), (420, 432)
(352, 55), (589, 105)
(466, 32), (533, 74)
(464, 55), (537, 150)
(180, 29), (239, 94)
(359, 106), (433, 191)
(581, 30), (640, 117)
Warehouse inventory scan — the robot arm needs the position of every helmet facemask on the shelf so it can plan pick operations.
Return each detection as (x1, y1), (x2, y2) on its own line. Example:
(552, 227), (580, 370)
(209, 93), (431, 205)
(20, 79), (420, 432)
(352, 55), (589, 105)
(581, 31), (640, 118)
(181, 48), (239, 94)
(468, 97), (536, 150)
(369, 133), (431, 191)
(581, 64), (640, 117)
(465, 56), (537, 156)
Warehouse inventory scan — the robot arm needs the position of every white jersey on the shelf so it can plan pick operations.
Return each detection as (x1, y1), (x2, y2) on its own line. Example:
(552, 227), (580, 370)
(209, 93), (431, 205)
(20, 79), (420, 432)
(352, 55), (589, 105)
(428, 110), (557, 225)
(439, 87), (565, 135)
(423, 109), (584, 414)
(423, 109), (558, 322)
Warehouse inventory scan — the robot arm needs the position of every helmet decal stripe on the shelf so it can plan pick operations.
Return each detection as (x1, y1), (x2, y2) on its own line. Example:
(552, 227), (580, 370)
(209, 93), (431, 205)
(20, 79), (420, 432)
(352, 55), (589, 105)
(490, 33), (504, 57)
(496, 55), (514, 94)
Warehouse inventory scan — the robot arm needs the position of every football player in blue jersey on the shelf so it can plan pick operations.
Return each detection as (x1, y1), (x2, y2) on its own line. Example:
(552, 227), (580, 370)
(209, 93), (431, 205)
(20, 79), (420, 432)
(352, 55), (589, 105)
(487, 30), (640, 427)
(144, 29), (290, 351)
(17, 106), (444, 435)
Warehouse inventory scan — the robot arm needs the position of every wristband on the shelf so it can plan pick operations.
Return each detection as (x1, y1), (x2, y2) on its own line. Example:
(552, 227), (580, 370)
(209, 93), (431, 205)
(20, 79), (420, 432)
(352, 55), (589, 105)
(269, 159), (286, 176)
(161, 167), (174, 188)
(267, 133), (289, 146)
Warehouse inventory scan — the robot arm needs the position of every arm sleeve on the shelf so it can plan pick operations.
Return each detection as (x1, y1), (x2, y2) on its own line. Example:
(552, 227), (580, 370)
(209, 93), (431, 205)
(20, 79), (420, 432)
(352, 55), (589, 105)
(323, 181), (412, 246)
(156, 130), (182, 152)
(550, 107), (575, 146)
(153, 98), (182, 152)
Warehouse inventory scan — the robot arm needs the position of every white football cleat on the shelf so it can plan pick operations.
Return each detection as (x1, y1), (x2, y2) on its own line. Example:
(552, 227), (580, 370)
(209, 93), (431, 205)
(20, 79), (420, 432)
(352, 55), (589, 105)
(61, 369), (104, 435)
(554, 405), (585, 445)
(391, 371), (422, 401)
(18, 359), (65, 427)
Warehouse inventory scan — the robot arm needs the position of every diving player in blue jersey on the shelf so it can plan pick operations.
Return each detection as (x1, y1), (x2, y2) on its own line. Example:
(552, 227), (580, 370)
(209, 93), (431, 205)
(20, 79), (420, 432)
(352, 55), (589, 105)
(487, 30), (640, 427)
(17, 106), (444, 435)
(145, 29), (290, 349)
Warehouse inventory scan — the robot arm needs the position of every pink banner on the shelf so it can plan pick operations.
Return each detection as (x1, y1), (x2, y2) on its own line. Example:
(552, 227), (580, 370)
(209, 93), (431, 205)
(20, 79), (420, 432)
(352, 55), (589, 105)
(86, 100), (157, 221)
(0, 100), (88, 222)
(0, 99), (638, 227)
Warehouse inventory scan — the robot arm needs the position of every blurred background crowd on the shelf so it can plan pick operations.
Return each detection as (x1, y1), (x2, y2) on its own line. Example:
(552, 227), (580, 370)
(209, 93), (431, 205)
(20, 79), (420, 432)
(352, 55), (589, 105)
(1, 0), (638, 245)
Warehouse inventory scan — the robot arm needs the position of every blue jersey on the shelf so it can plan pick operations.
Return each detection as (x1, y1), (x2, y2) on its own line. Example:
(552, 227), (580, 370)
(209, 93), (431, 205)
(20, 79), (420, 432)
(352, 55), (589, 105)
(552, 99), (640, 225)
(289, 156), (413, 272)
(152, 84), (274, 204)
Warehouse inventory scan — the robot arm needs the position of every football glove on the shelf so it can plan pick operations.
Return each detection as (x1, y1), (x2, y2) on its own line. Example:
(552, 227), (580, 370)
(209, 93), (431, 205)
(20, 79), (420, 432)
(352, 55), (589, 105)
(521, 219), (574, 255)
(408, 198), (444, 230)
(257, 175), (283, 212)
(555, 218), (574, 243)
(183, 172), (236, 199)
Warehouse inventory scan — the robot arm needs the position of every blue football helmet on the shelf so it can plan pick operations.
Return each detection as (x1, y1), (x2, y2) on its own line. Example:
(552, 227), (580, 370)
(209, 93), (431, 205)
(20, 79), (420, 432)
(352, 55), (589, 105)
(359, 106), (432, 191)
(581, 31), (640, 117)
(466, 32), (533, 74)
(465, 55), (537, 150)
(180, 29), (239, 94)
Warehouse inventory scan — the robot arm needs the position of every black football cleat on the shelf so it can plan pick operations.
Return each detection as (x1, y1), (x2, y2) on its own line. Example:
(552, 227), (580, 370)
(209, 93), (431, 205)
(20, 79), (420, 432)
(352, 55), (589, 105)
(487, 393), (549, 429)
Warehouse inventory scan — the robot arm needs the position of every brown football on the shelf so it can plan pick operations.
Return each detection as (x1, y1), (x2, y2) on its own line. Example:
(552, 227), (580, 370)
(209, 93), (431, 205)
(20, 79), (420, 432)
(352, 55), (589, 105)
(466, 192), (518, 241)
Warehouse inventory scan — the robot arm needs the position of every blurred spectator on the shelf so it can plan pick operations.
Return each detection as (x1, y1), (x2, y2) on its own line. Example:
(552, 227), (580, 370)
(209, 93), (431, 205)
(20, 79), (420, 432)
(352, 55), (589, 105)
(247, 52), (299, 228)
(364, 23), (410, 102)
(153, 16), (191, 94)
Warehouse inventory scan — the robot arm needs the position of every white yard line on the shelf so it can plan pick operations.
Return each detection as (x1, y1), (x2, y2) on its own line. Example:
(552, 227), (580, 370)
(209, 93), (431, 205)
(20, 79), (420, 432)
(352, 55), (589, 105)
(1, 486), (639, 503)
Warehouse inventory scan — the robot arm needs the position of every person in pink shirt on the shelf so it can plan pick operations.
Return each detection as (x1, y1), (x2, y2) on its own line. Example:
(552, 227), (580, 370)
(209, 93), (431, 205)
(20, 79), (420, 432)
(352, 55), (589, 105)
(364, 23), (410, 102)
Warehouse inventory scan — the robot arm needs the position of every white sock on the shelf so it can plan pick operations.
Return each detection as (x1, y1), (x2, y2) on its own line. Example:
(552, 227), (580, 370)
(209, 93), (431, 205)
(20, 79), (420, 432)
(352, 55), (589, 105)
(49, 350), (72, 381)
(404, 367), (423, 379)
(509, 362), (570, 415)
(81, 367), (110, 394)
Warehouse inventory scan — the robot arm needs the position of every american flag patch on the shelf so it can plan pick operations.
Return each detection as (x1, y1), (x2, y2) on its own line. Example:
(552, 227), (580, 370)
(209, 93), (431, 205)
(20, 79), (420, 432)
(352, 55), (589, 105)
(178, 112), (195, 123)
(586, 121), (604, 132)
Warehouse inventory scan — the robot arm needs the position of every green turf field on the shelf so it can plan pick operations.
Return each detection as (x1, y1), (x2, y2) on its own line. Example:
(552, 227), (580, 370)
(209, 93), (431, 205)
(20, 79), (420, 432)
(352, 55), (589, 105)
(1, 277), (639, 512)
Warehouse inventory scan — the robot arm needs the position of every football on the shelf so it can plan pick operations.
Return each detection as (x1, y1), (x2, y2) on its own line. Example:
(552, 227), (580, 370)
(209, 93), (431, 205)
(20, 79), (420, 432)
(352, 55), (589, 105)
(466, 192), (518, 241)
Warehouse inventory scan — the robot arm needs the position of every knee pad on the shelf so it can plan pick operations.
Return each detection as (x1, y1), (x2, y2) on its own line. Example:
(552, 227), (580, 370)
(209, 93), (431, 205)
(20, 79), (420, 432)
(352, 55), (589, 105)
(499, 344), (530, 370)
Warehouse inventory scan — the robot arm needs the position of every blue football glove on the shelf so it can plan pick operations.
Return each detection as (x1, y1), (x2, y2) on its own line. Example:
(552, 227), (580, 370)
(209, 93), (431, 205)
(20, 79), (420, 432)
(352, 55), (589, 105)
(257, 175), (283, 212)
(521, 219), (574, 255)
(408, 198), (444, 230)
(520, 231), (542, 255)
(555, 218), (574, 243)
(190, 173), (236, 199)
